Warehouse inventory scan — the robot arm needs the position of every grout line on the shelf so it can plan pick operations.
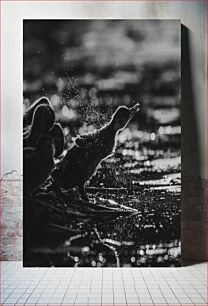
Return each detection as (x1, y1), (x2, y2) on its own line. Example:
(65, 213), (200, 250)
(121, 268), (128, 305)
(61, 267), (77, 305)
(138, 269), (154, 305)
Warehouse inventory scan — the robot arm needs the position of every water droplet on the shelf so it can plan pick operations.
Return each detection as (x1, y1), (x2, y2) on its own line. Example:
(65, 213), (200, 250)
(151, 132), (156, 141)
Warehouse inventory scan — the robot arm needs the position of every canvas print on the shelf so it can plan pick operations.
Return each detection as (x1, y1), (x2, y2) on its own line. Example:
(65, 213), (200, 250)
(23, 20), (181, 267)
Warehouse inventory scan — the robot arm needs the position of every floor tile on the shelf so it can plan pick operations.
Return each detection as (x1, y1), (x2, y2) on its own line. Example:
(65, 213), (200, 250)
(0, 261), (207, 306)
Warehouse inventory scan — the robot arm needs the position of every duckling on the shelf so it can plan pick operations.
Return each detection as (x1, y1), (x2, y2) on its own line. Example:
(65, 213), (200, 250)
(23, 97), (51, 128)
(24, 135), (55, 194)
(24, 104), (55, 148)
(52, 103), (140, 201)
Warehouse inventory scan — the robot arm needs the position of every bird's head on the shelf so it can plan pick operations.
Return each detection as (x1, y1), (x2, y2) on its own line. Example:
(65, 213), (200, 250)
(33, 97), (51, 109)
(110, 103), (140, 132)
(31, 104), (55, 135)
(23, 96), (51, 127)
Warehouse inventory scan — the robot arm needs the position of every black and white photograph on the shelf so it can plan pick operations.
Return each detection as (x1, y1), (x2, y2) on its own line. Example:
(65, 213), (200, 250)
(23, 19), (181, 267)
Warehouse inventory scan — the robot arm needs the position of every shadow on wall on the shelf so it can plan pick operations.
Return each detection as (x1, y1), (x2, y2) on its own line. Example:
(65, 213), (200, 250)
(181, 25), (207, 265)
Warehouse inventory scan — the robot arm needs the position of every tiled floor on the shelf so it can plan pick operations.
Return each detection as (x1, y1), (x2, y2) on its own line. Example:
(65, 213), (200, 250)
(0, 262), (207, 305)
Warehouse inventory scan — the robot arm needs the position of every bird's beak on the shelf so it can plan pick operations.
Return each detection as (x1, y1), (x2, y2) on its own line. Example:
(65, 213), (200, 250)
(129, 103), (140, 118)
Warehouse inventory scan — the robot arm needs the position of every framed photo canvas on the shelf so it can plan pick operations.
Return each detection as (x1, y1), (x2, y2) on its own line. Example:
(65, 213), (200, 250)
(23, 19), (181, 267)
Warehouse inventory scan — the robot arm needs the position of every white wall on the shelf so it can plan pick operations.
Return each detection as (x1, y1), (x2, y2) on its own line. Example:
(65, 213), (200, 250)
(1, 1), (207, 179)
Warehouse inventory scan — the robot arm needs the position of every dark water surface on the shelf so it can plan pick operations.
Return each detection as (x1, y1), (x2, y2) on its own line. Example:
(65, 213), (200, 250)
(73, 128), (181, 267)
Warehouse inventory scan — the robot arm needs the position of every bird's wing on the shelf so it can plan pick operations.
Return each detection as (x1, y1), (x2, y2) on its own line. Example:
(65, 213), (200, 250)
(74, 132), (98, 148)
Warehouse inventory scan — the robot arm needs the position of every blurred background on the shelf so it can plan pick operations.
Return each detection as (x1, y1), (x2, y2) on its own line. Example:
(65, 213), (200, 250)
(24, 20), (181, 267)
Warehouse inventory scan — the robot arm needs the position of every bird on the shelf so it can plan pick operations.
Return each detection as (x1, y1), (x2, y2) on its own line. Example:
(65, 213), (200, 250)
(24, 135), (55, 194)
(24, 103), (55, 148)
(23, 97), (51, 128)
(23, 98), (64, 157)
(52, 103), (140, 201)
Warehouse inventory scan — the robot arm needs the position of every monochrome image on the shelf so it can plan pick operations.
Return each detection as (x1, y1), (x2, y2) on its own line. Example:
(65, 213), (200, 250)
(23, 20), (181, 267)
